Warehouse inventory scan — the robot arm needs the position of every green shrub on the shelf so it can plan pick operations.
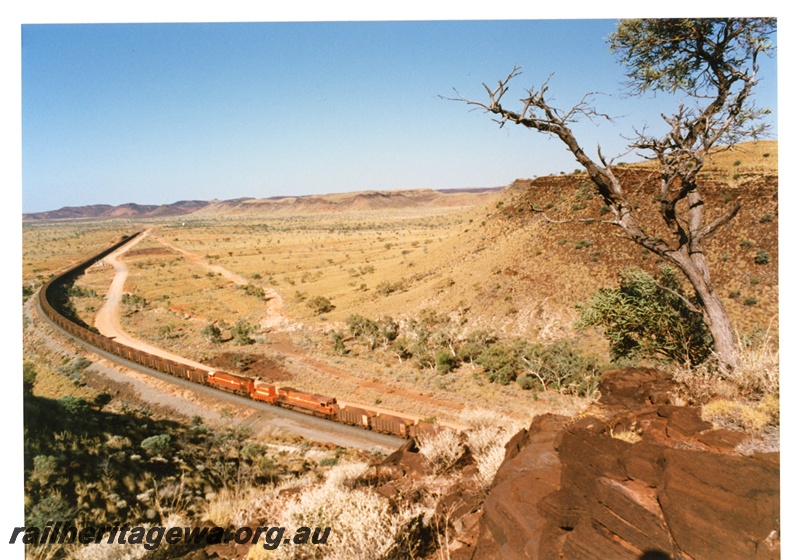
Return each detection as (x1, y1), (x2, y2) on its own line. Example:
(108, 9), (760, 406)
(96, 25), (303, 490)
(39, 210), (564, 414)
(157, 324), (176, 339)
(25, 494), (74, 529)
(476, 343), (519, 385)
(576, 266), (712, 365)
(70, 357), (92, 373)
(435, 349), (459, 374)
(140, 434), (171, 456)
(231, 320), (255, 345)
(744, 296), (759, 306)
(307, 295), (335, 315)
(201, 322), (222, 343)
(390, 337), (414, 362)
(346, 314), (379, 348)
(754, 250), (770, 265)
(375, 280), (406, 296)
(517, 340), (602, 397)
(344, 315), (399, 351)
(241, 283), (265, 299)
(330, 330), (347, 355)
(377, 316), (400, 345)
(121, 292), (147, 309)
(31, 455), (59, 485)
(23, 361), (37, 394)
(516, 374), (537, 390)
(457, 330), (498, 363)
(58, 395), (90, 416)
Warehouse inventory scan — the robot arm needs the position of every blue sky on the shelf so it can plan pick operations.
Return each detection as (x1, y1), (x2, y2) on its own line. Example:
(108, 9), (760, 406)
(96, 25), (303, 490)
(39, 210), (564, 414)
(20, 18), (778, 213)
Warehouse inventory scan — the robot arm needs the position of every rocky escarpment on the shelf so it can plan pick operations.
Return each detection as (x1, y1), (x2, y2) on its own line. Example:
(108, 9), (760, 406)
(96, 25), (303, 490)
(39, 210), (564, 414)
(467, 368), (779, 559)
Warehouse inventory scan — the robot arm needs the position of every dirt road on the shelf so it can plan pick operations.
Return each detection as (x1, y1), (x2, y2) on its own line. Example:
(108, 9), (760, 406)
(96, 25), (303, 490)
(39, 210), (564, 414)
(153, 234), (286, 329)
(94, 229), (210, 370)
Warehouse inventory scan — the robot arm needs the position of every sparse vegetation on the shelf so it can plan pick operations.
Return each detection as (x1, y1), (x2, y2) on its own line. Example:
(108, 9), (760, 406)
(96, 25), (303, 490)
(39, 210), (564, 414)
(610, 423), (643, 444)
(21, 356), (327, 560)
(418, 428), (464, 474)
(240, 283), (265, 299)
(21, 122), (777, 559)
(701, 397), (777, 432)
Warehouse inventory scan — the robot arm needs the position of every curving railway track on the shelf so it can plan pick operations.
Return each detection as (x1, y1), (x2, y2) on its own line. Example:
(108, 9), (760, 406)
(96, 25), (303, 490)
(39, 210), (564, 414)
(36, 231), (421, 450)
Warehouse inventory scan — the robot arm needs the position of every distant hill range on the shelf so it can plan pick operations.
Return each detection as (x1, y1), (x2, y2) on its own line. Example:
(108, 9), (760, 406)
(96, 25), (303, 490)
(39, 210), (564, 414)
(22, 187), (504, 222)
(22, 200), (211, 222)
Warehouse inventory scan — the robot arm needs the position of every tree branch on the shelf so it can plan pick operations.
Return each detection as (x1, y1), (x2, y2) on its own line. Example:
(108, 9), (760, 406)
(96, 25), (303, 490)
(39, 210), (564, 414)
(696, 200), (741, 241)
(654, 281), (703, 315)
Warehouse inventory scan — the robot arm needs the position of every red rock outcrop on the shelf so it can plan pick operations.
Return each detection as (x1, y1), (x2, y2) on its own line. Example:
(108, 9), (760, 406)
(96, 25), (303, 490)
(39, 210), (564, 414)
(469, 368), (780, 560)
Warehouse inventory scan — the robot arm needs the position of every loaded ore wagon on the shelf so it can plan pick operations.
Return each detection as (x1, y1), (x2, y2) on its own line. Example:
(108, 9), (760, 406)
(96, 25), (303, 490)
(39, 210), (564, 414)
(371, 413), (415, 438)
(336, 405), (376, 428)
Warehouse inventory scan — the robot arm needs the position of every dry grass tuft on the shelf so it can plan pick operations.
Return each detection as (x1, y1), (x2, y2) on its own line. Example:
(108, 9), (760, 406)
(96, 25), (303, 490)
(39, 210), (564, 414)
(701, 396), (779, 433)
(418, 429), (465, 475)
(474, 443), (508, 490)
(670, 325), (779, 407)
(204, 485), (266, 527)
(246, 461), (426, 560)
(610, 423), (643, 444)
(728, 328), (779, 396)
(460, 408), (525, 490)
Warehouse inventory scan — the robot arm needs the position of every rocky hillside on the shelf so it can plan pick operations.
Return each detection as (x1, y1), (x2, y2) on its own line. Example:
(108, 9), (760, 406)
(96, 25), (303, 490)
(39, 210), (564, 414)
(336, 140), (777, 348)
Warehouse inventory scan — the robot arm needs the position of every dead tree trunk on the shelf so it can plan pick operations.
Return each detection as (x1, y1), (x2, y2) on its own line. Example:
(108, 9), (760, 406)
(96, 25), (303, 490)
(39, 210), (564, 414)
(664, 247), (739, 370)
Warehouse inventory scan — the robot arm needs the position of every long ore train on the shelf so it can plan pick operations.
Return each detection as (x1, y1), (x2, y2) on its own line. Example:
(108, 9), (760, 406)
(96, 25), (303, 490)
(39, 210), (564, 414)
(37, 232), (441, 440)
